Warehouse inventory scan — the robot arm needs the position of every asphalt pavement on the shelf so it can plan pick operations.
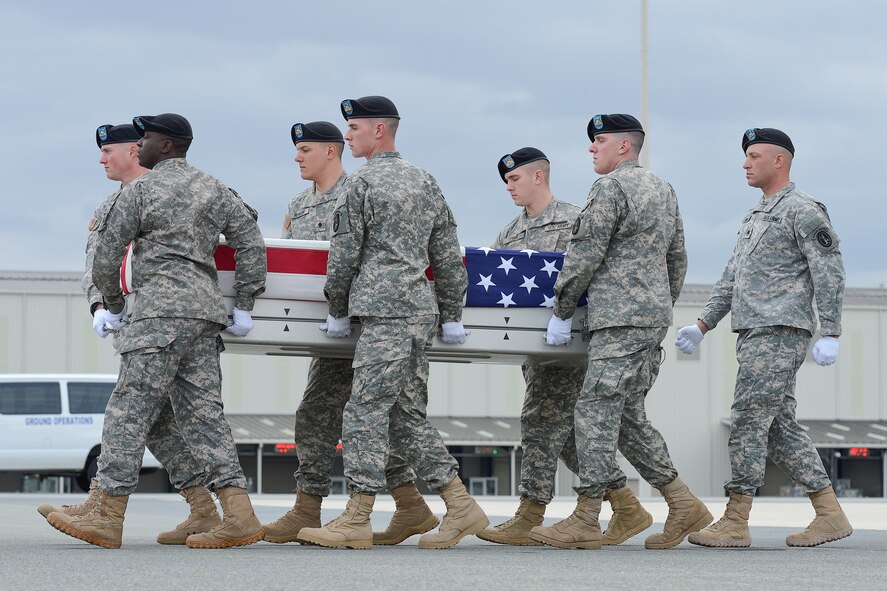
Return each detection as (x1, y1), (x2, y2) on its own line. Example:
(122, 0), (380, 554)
(3, 493), (885, 590)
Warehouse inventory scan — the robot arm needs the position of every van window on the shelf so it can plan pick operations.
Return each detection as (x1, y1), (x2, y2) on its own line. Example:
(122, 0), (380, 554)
(68, 382), (115, 414)
(0, 382), (62, 415)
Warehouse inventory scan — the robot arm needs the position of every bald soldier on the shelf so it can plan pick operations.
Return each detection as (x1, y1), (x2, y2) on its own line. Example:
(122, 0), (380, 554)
(262, 121), (438, 546)
(38, 123), (223, 546)
(532, 114), (711, 550)
(681, 128), (852, 549)
(478, 147), (652, 547)
(298, 95), (488, 550)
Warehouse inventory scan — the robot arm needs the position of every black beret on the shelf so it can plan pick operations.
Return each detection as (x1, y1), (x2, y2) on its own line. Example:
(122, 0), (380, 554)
(96, 123), (141, 148)
(291, 121), (344, 146)
(340, 96), (400, 120)
(497, 147), (549, 182)
(132, 113), (193, 140)
(587, 114), (645, 141)
(742, 127), (795, 156)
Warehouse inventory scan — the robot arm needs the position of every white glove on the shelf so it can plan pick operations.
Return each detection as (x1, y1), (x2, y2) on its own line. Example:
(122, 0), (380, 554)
(812, 336), (839, 366)
(320, 314), (351, 338)
(440, 322), (470, 345)
(675, 324), (704, 354)
(92, 308), (112, 338)
(545, 315), (573, 346)
(225, 307), (254, 337)
(105, 307), (128, 330)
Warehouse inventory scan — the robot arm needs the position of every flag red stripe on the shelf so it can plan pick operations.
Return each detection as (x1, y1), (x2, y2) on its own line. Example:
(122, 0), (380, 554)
(215, 245), (449, 280)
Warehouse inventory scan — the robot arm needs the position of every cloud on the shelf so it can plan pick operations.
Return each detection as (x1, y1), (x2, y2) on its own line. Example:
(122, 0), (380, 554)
(1, 0), (885, 287)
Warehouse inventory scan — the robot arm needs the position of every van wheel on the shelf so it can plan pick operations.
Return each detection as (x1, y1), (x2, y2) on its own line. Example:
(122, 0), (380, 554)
(76, 457), (98, 492)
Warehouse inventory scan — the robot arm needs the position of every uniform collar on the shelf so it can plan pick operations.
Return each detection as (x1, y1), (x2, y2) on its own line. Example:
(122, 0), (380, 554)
(152, 157), (188, 171)
(368, 151), (400, 162)
(756, 182), (795, 212)
(612, 159), (641, 173)
(524, 197), (560, 228)
(314, 171), (348, 198)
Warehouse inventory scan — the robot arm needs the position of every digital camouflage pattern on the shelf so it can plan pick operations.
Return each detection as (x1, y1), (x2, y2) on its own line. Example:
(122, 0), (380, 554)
(283, 170), (416, 495)
(97, 318), (247, 495)
(93, 157), (266, 319)
(519, 364), (582, 503)
(325, 152), (465, 494)
(553, 160), (687, 327)
(82, 189), (122, 310)
(281, 172), (348, 240)
(143, 399), (207, 490)
(554, 160), (685, 498)
(726, 326), (831, 495)
(293, 354), (416, 496)
(493, 198), (581, 253)
(696, 182), (842, 496)
(324, 152), (467, 323)
(84, 188), (206, 493)
(573, 326), (677, 497)
(342, 316), (459, 493)
(92, 158), (266, 496)
(699, 182), (845, 336)
(494, 197), (584, 504)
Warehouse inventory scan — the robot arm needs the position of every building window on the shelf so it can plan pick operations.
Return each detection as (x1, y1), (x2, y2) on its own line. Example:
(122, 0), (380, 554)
(68, 382), (115, 414)
(330, 477), (347, 495)
(469, 477), (498, 496)
(0, 382), (62, 415)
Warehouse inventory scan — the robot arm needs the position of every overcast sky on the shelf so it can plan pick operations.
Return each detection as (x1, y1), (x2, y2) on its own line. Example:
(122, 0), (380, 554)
(2, 1), (885, 287)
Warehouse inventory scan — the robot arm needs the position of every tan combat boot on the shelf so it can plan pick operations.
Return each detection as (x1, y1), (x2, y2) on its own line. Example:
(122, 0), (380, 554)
(602, 486), (653, 545)
(373, 483), (440, 545)
(418, 476), (490, 549)
(156, 486), (222, 545)
(688, 492), (753, 548)
(38, 479), (99, 519)
(262, 489), (322, 544)
(528, 495), (602, 549)
(297, 493), (375, 549)
(645, 477), (713, 549)
(476, 496), (545, 546)
(47, 490), (128, 549)
(185, 486), (264, 549)
(785, 486), (853, 547)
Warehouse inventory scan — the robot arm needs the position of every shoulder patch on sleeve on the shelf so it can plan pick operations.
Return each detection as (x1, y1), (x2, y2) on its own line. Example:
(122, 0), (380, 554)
(569, 212), (588, 241)
(810, 223), (839, 253)
(332, 203), (351, 236)
(799, 213), (826, 238)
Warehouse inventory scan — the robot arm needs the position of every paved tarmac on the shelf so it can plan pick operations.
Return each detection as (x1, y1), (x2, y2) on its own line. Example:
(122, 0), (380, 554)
(3, 493), (886, 590)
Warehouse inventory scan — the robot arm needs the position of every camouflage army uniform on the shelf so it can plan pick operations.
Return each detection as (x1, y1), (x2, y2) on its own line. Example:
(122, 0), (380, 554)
(92, 158), (266, 496)
(83, 189), (207, 493)
(698, 182), (843, 496)
(554, 160), (686, 497)
(325, 152), (467, 493)
(494, 197), (583, 504)
(281, 172), (415, 496)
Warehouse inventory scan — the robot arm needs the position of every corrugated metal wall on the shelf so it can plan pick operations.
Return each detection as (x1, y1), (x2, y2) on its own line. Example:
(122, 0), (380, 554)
(2, 279), (885, 496)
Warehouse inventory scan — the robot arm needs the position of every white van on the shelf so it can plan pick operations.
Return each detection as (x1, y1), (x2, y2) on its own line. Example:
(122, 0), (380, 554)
(0, 374), (160, 490)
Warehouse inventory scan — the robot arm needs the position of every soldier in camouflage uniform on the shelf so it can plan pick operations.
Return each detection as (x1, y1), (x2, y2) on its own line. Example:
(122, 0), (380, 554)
(478, 147), (652, 547)
(681, 128), (852, 549)
(531, 114), (712, 550)
(44, 114), (267, 550)
(40, 123), (224, 546)
(297, 96), (488, 550)
(262, 121), (437, 545)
